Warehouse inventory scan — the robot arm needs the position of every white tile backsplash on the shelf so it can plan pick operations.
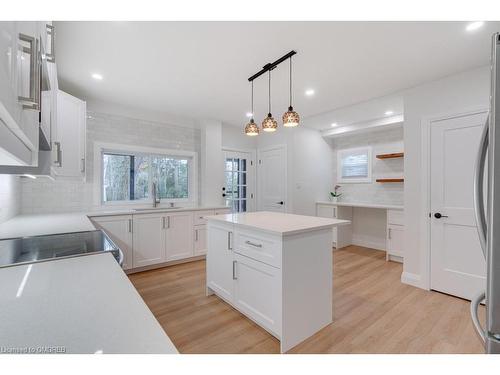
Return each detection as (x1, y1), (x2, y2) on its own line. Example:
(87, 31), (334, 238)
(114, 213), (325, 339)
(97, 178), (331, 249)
(0, 175), (21, 223)
(21, 111), (201, 214)
(331, 127), (404, 205)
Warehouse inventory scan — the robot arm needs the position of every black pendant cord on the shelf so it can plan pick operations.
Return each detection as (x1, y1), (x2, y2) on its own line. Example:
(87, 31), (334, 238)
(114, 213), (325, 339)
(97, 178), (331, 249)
(251, 80), (254, 121)
(289, 58), (292, 107)
(268, 70), (271, 116)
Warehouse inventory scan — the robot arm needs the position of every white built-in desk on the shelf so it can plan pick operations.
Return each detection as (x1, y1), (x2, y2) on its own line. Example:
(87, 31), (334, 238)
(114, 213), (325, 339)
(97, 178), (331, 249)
(315, 201), (404, 262)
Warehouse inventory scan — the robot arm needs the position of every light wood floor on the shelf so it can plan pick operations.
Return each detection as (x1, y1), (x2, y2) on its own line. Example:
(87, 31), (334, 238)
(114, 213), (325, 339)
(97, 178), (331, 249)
(129, 245), (485, 354)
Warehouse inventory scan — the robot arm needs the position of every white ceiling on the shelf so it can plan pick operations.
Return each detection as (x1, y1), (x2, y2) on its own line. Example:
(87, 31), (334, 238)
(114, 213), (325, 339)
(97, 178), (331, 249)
(54, 21), (500, 128)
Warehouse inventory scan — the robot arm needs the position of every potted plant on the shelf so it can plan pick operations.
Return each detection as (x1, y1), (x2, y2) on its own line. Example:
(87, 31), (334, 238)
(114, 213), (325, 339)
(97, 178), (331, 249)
(330, 185), (342, 202)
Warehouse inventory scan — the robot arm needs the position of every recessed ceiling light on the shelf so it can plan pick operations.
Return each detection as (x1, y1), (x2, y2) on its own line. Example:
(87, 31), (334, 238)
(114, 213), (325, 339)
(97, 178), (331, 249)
(305, 89), (315, 96)
(246, 112), (253, 118)
(466, 21), (484, 32)
(331, 123), (337, 127)
(385, 110), (394, 116)
(91, 73), (103, 80)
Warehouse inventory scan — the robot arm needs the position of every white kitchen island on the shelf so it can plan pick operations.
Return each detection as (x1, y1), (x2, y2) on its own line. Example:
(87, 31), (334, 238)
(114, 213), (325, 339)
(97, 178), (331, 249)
(206, 211), (350, 353)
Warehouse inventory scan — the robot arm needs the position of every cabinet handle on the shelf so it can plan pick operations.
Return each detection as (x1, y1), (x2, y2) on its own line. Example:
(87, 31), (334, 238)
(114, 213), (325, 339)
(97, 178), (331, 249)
(18, 34), (40, 110)
(232, 260), (237, 280)
(167, 216), (170, 229)
(195, 229), (198, 241)
(81, 158), (85, 173)
(333, 208), (337, 217)
(227, 232), (232, 250)
(162, 217), (166, 229)
(46, 24), (55, 62)
(128, 219), (132, 233)
(388, 228), (392, 239)
(245, 240), (262, 248)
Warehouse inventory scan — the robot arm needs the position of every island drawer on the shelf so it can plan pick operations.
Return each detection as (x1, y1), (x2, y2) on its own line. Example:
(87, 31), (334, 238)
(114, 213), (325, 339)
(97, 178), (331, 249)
(234, 230), (281, 269)
(194, 210), (216, 225)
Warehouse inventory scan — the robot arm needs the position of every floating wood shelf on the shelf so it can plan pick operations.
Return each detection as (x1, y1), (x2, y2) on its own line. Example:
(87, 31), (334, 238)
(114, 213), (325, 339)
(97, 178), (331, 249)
(376, 152), (404, 159)
(376, 178), (404, 183)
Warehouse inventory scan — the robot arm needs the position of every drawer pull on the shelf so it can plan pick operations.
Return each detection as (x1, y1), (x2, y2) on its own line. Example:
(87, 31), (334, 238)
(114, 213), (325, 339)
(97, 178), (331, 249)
(232, 260), (237, 280)
(245, 240), (263, 248)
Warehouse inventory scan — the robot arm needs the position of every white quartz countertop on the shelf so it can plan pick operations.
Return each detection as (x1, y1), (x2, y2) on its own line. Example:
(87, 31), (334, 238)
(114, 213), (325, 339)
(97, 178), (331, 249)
(207, 211), (350, 236)
(0, 213), (96, 239)
(86, 205), (229, 217)
(0, 253), (178, 353)
(316, 201), (404, 210)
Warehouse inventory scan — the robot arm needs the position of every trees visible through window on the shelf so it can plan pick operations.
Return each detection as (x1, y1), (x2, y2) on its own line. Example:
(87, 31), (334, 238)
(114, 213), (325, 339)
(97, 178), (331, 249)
(102, 152), (190, 203)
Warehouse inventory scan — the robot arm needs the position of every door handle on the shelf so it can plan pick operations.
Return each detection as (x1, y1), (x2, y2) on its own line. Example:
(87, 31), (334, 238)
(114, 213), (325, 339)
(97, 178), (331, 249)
(470, 291), (486, 343)
(276, 201), (284, 205)
(434, 213), (448, 219)
(195, 229), (198, 241)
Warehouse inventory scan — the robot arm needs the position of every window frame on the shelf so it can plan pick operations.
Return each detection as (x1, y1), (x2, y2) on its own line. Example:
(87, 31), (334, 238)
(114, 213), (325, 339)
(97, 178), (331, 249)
(337, 146), (372, 184)
(94, 142), (197, 207)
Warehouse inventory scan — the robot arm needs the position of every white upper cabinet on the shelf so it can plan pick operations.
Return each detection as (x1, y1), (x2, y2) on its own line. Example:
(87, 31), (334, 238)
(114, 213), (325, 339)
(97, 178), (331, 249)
(0, 21), (43, 166)
(53, 90), (86, 178)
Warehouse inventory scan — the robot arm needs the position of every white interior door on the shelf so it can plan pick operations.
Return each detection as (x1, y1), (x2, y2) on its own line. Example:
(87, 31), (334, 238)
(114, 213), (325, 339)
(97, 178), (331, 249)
(223, 150), (255, 213)
(257, 145), (287, 212)
(430, 111), (487, 300)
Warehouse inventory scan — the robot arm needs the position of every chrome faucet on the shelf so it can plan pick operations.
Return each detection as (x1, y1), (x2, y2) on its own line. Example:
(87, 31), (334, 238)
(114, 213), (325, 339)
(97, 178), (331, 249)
(152, 182), (160, 208)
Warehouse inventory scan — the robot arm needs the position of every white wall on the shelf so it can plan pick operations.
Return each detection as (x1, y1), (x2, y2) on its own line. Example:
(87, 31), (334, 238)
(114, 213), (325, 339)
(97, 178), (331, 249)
(329, 126), (404, 250)
(21, 111), (202, 214)
(200, 120), (224, 207)
(255, 125), (334, 216)
(402, 66), (490, 288)
(222, 124), (257, 150)
(331, 127), (404, 205)
(0, 175), (21, 224)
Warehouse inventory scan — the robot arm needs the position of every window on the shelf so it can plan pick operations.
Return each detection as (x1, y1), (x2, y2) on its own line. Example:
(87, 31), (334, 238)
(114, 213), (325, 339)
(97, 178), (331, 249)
(102, 149), (193, 204)
(337, 147), (372, 183)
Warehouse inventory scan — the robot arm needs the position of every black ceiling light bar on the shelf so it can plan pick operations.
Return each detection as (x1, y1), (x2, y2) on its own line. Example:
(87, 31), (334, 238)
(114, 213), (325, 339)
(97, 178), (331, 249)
(247, 50), (297, 82)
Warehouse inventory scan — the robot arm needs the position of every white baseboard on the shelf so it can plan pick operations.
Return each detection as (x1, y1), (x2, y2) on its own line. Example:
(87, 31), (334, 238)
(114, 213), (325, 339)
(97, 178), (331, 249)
(401, 271), (423, 289)
(351, 236), (386, 251)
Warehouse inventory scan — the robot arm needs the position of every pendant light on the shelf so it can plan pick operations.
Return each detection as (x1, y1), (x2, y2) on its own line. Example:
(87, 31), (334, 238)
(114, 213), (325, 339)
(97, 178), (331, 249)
(244, 81), (259, 136)
(282, 56), (300, 127)
(261, 70), (278, 132)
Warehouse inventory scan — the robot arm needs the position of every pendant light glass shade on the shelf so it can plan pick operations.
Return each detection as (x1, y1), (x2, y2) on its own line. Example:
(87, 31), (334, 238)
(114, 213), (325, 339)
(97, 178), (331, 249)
(245, 118), (259, 136)
(283, 106), (300, 127)
(282, 56), (300, 127)
(262, 113), (278, 132)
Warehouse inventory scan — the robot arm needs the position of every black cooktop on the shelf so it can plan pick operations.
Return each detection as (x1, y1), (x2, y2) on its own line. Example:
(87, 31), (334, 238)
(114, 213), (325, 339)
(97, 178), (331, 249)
(0, 230), (122, 268)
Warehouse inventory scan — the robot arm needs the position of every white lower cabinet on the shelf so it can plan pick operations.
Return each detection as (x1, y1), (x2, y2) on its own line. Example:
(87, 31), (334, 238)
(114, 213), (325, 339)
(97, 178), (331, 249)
(90, 209), (224, 272)
(386, 209), (405, 262)
(91, 215), (133, 270)
(165, 212), (194, 261)
(206, 223), (234, 302)
(233, 253), (281, 336)
(132, 213), (166, 268)
(194, 225), (207, 255)
(206, 219), (333, 353)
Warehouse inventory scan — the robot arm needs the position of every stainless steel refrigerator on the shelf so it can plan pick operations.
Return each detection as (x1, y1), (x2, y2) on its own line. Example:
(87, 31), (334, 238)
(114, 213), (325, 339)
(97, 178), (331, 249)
(473, 31), (500, 354)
